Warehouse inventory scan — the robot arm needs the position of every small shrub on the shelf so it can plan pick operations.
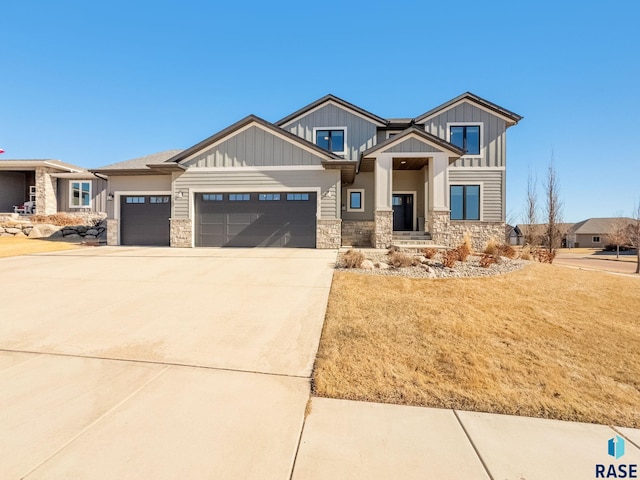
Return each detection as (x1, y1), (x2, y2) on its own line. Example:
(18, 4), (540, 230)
(442, 249), (459, 268)
(462, 231), (474, 252)
(479, 254), (497, 268)
(388, 251), (417, 268)
(343, 249), (365, 268)
(455, 243), (471, 262)
(387, 245), (400, 254)
(421, 247), (437, 259)
(496, 243), (517, 259)
(533, 248), (556, 264)
(484, 238), (498, 255)
(520, 245), (532, 261)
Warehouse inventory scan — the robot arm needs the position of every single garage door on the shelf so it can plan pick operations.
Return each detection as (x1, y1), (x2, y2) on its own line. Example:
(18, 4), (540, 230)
(195, 192), (316, 248)
(120, 195), (171, 246)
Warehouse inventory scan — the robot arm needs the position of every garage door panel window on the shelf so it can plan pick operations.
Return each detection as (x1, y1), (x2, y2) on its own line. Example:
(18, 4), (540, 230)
(202, 194), (223, 201)
(259, 193), (281, 201)
(70, 181), (91, 208)
(286, 193), (310, 201)
(149, 196), (170, 203)
(125, 196), (145, 204)
(229, 194), (250, 201)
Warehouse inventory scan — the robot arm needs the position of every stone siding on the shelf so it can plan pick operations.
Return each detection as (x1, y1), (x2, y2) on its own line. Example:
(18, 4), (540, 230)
(374, 210), (393, 249)
(428, 210), (451, 246)
(341, 220), (374, 247)
(35, 167), (58, 215)
(0, 216), (107, 241)
(448, 221), (506, 251)
(316, 219), (341, 249)
(170, 218), (192, 247)
(107, 219), (118, 245)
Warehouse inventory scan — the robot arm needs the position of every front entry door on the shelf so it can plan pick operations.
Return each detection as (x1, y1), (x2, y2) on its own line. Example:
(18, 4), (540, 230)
(392, 194), (413, 231)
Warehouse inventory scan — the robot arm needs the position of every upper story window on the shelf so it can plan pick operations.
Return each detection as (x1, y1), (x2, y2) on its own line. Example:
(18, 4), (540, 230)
(314, 128), (346, 155)
(450, 185), (480, 220)
(449, 125), (480, 155)
(70, 181), (91, 208)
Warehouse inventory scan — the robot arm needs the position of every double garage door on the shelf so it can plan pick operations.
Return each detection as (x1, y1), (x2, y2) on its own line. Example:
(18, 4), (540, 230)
(195, 192), (316, 248)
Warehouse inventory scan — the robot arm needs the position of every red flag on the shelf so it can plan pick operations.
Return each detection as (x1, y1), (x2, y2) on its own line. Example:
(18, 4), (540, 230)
(0, 148), (4, 154)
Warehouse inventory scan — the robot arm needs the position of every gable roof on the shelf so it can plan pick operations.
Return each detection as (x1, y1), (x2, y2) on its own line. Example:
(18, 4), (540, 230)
(275, 94), (388, 128)
(361, 126), (465, 158)
(570, 217), (635, 235)
(0, 158), (85, 172)
(414, 92), (523, 126)
(164, 114), (343, 165)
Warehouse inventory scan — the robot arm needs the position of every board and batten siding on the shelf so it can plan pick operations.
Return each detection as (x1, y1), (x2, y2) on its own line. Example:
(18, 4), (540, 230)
(282, 104), (378, 161)
(421, 102), (506, 168)
(181, 126), (326, 168)
(448, 169), (503, 221)
(383, 137), (441, 153)
(57, 178), (108, 213)
(173, 169), (340, 220)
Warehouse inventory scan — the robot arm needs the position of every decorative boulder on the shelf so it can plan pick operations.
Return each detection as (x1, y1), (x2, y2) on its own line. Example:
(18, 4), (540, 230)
(360, 259), (375, 270)
(28, 224), (62, 239)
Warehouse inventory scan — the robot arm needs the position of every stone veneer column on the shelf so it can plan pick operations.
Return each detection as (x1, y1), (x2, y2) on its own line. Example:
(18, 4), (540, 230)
(428, 210), (451, 246)
(316, 219), (341, 248)
(106, 219), (119, 245)
(35, 167), (58, 215)
(374, 210), (393, 249)
(170, 218), (192, 247)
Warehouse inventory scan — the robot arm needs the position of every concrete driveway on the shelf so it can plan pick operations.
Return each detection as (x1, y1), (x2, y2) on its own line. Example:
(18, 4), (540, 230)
(0, 246), (336, 479)
(0, 246), (336, 377)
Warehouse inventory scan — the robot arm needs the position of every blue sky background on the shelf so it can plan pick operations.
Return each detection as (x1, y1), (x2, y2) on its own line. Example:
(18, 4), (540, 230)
(1, 0), (638, 222)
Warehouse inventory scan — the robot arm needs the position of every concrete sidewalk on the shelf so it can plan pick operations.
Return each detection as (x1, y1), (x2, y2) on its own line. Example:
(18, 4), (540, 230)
(293, 397), (640, 480)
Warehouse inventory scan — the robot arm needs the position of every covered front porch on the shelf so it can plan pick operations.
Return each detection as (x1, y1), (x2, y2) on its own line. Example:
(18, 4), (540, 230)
(358, 127), (464, 248)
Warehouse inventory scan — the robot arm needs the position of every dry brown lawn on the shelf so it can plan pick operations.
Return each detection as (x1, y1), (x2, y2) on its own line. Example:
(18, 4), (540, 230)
(314, 263), (640, 427)
(0, 237), (79, 258)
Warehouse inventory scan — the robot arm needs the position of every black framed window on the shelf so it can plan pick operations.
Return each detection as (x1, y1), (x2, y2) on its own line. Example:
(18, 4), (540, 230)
(315, 129), (345, 153)
(450, 185), (480, 220)
(286, 193), (310, 201)
(258, 193), (281, 201)
(202, 194), (223, 201)
(450, 125), (480, 155)
(229, 194), (250, 201)
(349, 191), (362, 210)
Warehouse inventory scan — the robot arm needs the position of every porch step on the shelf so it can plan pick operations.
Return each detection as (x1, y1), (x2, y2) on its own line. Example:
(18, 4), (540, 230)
(391, 239), (435, 247)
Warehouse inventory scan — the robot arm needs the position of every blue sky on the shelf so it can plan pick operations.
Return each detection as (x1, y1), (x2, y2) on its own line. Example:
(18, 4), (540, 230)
(1, 0), (638, 222)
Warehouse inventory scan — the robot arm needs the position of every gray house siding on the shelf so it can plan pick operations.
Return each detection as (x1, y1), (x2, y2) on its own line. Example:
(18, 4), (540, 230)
(57, 178), (108, 213)
(282, 104), (378, 161)
(383, 137), (440, 153)
(173, 169), (340, 220)
(421, 102), (506, 168)
(341, 172), (374, 221)
(106, 175), (172, 218)
(181, 126), (326, 168)
(448, 169), (503, 221)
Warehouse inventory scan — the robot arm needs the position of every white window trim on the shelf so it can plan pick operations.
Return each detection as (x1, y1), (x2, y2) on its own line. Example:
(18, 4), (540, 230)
(448, 182), (484, 221)
(446, 122), (484, 158)
(69, 180), (92, 209)
(312, 126), (347, 156)
(392, 191), (417, 231)
(347, 189), (365, 212)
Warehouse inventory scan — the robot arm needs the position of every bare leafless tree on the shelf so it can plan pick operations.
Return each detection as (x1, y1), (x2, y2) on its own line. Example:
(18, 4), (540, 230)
(606, 216), (631, 259)
(523, 169), (540, 246)
(543, 158), (563, 252)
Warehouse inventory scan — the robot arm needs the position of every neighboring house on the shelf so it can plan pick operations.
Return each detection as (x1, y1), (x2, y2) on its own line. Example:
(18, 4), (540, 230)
(506, 224), (522, 245)
(92, 92), (522, 249)
(568, 217), (635, 248)
(513, 223), (574, 247)
(0, 159), (106, 215)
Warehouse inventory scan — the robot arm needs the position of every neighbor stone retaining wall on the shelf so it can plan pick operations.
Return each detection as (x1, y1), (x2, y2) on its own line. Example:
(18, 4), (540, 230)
(341, 220), (374, 247)
(0, 213), (108, 241)
(316, 219), (341, 249)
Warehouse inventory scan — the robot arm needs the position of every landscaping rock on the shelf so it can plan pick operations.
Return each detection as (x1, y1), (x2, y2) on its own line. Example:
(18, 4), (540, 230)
(64, 233), (81, 240)
(360, 259), (375, 270)
(22, 227), (33, 236)
(0, 227), (4, 233)
(28, 224), (62, 239)
(86, 229), (99, 236)
(376, 262), (390, 270)
(0, 233), (12, 237)
(5, 227), (21, 234)
(416, 256), (427, 264)
(76, 225), (88, 234)
(14, 231), (27, 238)
(84, 235), (97, 239)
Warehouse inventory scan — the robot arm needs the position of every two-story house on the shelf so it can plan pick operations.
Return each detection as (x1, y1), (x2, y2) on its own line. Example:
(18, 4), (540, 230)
(92, 92), (522, 249)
